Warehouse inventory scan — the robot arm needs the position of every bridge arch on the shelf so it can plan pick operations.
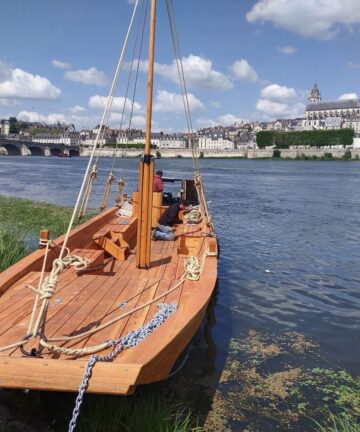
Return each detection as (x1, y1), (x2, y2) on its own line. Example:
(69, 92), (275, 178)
(28, 146), (45, 156)
(3, 144), (21, 156)
(69, 148), (80, 157)
(50, 147), (63, 156)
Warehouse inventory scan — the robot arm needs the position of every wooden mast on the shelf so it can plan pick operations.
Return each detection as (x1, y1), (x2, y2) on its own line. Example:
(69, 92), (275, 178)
(136, 0), (156, 269)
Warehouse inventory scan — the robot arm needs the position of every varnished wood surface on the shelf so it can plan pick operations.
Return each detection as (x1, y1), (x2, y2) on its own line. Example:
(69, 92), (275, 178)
(0, 208), (217, 394)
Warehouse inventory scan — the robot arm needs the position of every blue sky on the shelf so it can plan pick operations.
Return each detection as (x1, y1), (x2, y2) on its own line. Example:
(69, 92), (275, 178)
(0, 0), (359, 131)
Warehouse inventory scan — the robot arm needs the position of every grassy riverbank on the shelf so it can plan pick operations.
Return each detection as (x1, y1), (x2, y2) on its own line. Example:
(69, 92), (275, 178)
(0, 195), (81, 271)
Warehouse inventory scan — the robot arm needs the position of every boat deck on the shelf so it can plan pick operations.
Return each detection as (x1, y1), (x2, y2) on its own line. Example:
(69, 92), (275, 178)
(0, 209), (217, 394)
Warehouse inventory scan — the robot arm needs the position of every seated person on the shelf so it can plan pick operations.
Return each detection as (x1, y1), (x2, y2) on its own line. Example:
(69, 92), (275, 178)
(152, 199), (189, 241)
(153, 170), (164, 192)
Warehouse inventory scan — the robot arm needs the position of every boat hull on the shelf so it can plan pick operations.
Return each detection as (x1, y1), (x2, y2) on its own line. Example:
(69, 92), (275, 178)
(0, 207), (217, 394)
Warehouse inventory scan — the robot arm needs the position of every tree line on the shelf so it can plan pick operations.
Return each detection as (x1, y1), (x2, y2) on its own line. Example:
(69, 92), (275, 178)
(256, 129), (354, 149)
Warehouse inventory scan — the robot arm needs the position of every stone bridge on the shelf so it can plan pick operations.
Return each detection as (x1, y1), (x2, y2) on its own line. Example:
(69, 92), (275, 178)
(0, 137), (80, 156)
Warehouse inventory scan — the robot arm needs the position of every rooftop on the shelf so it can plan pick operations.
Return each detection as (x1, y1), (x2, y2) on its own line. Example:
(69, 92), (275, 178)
(306, 99), (360, 111)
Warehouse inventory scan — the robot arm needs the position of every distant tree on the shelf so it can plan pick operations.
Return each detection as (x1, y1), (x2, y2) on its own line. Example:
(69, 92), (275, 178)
(257, 129), (355, 148)
(342, 149), (352, 160)
(8, 117), (19, 134)
(156, 150), (161, 159)
(272, 149), (281, 158)
(199, 151), (204, 158)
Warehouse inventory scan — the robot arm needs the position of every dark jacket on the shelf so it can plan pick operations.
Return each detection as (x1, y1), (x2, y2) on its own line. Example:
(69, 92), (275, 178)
(158, 203), (182, 227)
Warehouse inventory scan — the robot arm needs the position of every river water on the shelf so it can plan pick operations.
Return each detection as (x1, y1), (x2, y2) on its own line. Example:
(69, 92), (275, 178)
(0, 156), (359, 430)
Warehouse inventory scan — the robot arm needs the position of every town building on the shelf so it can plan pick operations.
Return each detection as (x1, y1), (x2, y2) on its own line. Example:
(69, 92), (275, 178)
(303, 84), (360, 130)
(198, 133), (234, 150)
(32, 125), (80, 146)
(0, 120), (10, 135)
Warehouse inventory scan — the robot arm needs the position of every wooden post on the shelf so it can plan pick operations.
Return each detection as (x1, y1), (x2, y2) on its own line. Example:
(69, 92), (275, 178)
(39, 230), (50, 249)
(152, 191), (163, 228)
(132, 191), (139, 217)
(136, 0), (156, 269)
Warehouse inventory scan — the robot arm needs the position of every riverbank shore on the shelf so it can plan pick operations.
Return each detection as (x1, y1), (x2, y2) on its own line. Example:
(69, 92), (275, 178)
(2, 145), (360, 159)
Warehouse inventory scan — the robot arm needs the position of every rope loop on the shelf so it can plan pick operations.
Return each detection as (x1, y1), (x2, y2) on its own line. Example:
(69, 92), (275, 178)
(20, 331), (47, 357)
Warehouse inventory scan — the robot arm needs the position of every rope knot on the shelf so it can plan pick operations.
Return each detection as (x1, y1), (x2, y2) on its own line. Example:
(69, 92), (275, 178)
(39, 275), (58, 300)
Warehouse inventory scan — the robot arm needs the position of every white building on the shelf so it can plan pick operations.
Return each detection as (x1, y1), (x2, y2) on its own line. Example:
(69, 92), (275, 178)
(198, 136), (234, 150)
(0, 120), (10, 135)
(32, 132), (80, 145)
(343, 116), (360, 135)
(158, 135), (187, 149)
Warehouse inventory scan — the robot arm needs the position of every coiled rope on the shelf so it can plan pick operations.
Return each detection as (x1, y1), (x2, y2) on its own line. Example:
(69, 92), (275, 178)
(184, 207), (202, 224)
(184, 256), (201, 281)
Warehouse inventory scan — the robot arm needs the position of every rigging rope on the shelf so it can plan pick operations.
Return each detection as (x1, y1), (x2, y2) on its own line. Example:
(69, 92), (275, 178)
(99, 0), (149, 212)
(78, 164), (97, 220)
(75, 0), (140, 221)
(14, 0), (141, 347)
(99, 172), (115, 213)
(166, 0), (199, 172)
(115, 176), (125, 206)
(165, 0), (214, 232)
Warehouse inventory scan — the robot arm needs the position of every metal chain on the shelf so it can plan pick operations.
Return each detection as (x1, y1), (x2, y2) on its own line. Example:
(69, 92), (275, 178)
(68, 302), (177, 432)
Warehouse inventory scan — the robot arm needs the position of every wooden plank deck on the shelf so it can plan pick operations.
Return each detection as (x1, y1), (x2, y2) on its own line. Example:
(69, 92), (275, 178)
(0, 209), (217, 394)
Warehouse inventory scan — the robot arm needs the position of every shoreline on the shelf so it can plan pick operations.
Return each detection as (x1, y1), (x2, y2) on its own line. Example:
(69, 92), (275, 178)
(2, 145), (360, 160)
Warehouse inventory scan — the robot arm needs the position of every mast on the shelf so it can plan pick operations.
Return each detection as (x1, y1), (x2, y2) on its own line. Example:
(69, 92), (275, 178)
(136, 0), (156, 269)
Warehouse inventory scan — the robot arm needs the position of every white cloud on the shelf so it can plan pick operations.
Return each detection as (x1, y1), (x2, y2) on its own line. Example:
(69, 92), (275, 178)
(339, 93), (358, 100)
(256, 99), (305, 119)
(229, 59), (258, 83)
(0, 62), (61, 100)
(217, 114), (246, 126)
(196, 114), (246, 128)
(17, 110), (66, 124)
(52, 59), (71, 69)
(277, 45), (296, 55)
(261, 84), (298, 101)
(196, 117), (218, 128)
(153, 90), (204, 113)
(256, 83), (305, 119)
(69, 105), (86, 114)
(210, 101), (221, 108)
(65, 67), (108, 86)
(246, 0), (360, 40)
(130, 115), (146, 128)
(88, 95), (142, 114)
(136, 55), (233, 91)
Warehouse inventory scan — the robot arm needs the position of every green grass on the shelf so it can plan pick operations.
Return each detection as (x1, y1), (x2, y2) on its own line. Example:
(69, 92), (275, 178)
(0, 195), (94, 271)
(0, 195), (78, 237)
(313, 411), (360, 432)
(77, 393), (202, 432)
(0, 230), (28, 272)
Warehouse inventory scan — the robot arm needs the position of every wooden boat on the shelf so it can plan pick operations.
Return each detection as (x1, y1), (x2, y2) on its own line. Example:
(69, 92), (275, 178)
(0, 0), (217, 396)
